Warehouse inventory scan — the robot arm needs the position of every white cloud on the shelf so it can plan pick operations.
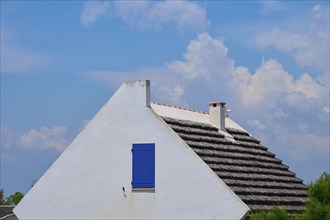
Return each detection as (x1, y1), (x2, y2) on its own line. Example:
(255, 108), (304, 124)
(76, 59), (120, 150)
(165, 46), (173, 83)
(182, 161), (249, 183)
(312, 4), (322, 19)
(168, 32), (234, 80)
(19, 126), (70, 152)
(294, 73), (325, 100)
(80, 1), (208, 32)
(229, 59), (329, 122)
(231, 59), (327, 108)
(80, 1), (110, 27)
(85, 32), (328, 121)
(232, 59), (291, 107)
(247, 119), (266, 130)
(254, 5), (329, 73)
(113, 0), (148, 28)
(323, 107), (330, 113)
(84, 31), (328, 116)
(158, 84), (185, 104)
(84, 32), (329, 167)
(166, 33), (329, 165)
(84, 33), (235, 105)
(120, 1), (208, 31)
(255, 29), (308, 52)
(229, 59), (328, 164)
(148, 1), (207, 31)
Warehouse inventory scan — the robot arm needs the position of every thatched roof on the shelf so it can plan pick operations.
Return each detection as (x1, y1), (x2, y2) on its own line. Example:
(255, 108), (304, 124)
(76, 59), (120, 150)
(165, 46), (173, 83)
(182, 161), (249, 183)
(161, 116), (307, 212)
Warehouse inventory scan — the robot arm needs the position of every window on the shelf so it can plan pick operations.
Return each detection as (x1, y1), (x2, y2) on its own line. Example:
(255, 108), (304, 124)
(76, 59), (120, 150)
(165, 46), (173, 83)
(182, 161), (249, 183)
(131, 143), (155, 190)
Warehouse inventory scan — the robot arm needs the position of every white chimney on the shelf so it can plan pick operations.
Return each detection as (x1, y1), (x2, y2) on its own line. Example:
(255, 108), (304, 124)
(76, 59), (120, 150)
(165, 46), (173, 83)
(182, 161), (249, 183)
(209, 102), (226, 132)
(124, 80), (150, 107)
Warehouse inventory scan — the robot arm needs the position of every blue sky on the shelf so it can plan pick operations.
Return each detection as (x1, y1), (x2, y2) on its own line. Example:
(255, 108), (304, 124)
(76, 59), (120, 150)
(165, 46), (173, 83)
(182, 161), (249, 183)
(1, 1), (329, 197)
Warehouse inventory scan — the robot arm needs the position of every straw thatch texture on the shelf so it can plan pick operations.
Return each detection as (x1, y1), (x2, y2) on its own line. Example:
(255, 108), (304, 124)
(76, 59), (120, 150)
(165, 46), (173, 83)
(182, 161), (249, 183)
(162, 117), (307, 212)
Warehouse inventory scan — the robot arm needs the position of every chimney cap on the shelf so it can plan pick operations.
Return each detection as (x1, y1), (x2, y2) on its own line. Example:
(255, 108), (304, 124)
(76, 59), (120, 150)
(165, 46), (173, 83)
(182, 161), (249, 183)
(208, 102), (226, 106)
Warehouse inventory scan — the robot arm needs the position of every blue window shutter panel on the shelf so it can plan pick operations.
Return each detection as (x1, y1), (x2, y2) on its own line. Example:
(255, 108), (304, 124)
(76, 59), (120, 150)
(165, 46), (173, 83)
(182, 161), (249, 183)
(132, 143), (155, 188)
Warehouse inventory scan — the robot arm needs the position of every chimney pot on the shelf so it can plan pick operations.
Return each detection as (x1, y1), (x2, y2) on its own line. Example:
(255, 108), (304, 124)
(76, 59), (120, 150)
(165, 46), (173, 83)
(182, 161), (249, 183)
(209, 102), (227, 131)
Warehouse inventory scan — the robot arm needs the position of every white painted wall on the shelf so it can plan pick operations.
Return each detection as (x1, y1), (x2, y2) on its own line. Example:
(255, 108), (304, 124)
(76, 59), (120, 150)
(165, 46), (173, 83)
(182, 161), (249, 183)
(14, 80), (249, 219)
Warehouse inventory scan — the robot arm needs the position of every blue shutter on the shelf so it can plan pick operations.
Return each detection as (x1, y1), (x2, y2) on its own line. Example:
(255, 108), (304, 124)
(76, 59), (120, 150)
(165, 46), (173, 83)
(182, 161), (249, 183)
(132, 143), (155, 189)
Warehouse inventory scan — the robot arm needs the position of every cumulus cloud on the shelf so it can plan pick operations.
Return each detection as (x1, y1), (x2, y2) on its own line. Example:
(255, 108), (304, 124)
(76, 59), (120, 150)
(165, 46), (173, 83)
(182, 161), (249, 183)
(232, 60), (289, 107)
(231, 59), (327, 108)
(80, 1), (110, 27)
(166, 32), (328, 141)
(168, 32), (234, 80)
(85, 31), (329, 167)
(80, 1), (208, 32)
(158, 84), (185, 104)
(84, 32), (235, 105)
(168, 32), (329, 164)
(19, 126), (70, 152)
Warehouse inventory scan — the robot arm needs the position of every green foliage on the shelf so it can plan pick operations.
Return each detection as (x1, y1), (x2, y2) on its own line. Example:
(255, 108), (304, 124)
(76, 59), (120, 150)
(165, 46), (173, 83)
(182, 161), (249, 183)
(5, 192), (24, 205)
(0, 189), (24, 205)
(250, 207), (289, 220)
(299, 172), (330, 220)
(0, 189), (7, 205)
(301, 198), (330, 220)
(308, 172), (330, 205)
(249, 172), (330, 220)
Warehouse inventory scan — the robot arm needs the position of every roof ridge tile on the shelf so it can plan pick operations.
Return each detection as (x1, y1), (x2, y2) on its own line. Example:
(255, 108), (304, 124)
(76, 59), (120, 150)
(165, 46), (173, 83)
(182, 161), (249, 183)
(152, 102), (208, 114)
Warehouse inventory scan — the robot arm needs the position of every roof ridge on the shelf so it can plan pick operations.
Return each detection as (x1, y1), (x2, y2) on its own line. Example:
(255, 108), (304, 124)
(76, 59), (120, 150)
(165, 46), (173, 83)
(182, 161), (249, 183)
(151, 102), (208, 115)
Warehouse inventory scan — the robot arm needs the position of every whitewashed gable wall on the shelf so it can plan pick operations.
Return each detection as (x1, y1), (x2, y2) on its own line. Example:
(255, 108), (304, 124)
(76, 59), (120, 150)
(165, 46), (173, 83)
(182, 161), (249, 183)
(14, 80), (249, 219)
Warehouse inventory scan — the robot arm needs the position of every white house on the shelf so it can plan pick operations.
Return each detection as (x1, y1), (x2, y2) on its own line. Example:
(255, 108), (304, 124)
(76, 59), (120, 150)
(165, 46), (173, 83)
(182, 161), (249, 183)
(13, 80), (307, 219)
